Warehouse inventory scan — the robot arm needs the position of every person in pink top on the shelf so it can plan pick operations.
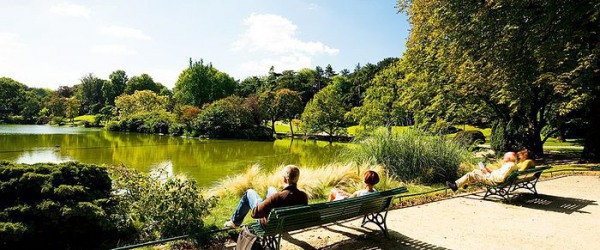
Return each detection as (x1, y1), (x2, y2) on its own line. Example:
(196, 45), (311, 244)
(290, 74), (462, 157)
(446, 152), (518, 191)
(328, 170), (380, 201)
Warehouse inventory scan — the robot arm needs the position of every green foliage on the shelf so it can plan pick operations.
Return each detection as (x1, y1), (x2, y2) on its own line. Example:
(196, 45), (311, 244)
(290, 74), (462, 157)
(348, 63), (410, 134)
(174, 59), (236, 107)
(115, 90), (169, 118)
(195, 96), (272, 140)
(490, 119), (528, 153)
(77, 73), (106, 114)
(397, 0), (600, 155)
(117, 111), (177, 134)
(124, 73), (162, 95)
(301, 85), (347, 142)
(103, 70), (128, 105)
(352, 129), (472, 183)
(0, 161), (131, 249)
(109, 166), (217, 244)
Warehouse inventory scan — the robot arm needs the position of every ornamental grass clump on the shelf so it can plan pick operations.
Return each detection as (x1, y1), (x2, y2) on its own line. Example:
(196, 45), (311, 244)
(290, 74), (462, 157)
(209, 162), (400, 200)
(353, 129), (473, 184)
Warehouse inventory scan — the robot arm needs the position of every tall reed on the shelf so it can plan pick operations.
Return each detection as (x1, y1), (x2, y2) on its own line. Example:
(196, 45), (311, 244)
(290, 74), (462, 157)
(352, 129), (473, 183)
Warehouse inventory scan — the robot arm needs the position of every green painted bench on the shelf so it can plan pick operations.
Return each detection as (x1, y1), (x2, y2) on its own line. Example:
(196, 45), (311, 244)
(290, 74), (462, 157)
(483, 166), (551, 202)
(248, 186), (408, 250)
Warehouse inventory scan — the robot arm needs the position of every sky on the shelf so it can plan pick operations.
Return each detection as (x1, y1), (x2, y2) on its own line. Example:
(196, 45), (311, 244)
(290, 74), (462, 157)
(0, 0), (410, 89)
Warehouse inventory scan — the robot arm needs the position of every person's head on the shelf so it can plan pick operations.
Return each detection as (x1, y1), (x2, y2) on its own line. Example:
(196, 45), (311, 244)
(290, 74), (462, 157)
(282, 165), (300, 185)
(363, 170), (380, 186)
(517, 148), (531, 161)
(503, 152), (517, 163)
(518, 149), (531, 161)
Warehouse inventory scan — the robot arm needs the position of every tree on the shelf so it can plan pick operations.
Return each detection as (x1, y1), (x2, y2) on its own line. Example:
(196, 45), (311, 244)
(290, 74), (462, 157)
(349, 63), (409, 134)
(0, 77), (27, 115)
(77, 73), (105, 114)
(397, 0), (600, 156)
(125, 73), (161, 95)
(115, 90), (169, 118)
(258, 90), (278, 134)
(173, 59), (236, 107)
(236, 76), (263, 97)
(65, 97), (81, 123)
(103, 70), (128, 105)
(301, 85), (346, 143)
(275, 89), (303, 136)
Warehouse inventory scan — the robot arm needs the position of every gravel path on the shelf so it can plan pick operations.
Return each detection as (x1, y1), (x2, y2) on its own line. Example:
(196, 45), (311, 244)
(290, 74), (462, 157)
(272, 175), (600, 249)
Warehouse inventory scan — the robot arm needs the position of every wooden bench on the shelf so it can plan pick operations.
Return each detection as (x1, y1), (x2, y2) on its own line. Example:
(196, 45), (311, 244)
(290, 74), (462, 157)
(248, 186), (408, 250)
(483, 166), (551, 202)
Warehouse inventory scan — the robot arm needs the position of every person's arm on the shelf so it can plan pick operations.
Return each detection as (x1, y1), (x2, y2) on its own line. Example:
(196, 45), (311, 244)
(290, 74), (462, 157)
(251, 194), (278, 219)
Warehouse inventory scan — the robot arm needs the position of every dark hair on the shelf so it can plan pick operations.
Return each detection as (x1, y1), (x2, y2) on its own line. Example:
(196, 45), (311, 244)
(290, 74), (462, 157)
(364, 170), (380, 185)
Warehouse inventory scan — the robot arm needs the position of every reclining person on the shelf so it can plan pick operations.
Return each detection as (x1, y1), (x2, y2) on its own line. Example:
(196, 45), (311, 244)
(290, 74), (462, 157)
(224, 165), (308, 228)
(446, 152), (518, 191)
(517, 149), (535, 171)
(328, 170), (380, 201)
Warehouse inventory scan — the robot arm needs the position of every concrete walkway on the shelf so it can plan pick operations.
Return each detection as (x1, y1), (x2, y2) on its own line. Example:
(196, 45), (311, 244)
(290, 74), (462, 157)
(275, 176), (599, 249)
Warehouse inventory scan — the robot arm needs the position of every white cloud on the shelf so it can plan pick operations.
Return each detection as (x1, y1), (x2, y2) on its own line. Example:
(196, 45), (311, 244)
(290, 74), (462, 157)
(308, 3), (319, 10)
(232, 13), (339, 75)
(49, 2), (91, 19)
(91, 44), (136, 56)
(98, 25), (152, 40)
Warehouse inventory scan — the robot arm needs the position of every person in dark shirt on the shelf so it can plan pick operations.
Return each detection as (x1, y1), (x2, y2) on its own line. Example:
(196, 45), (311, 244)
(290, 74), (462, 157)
(224, 165), (308, 228)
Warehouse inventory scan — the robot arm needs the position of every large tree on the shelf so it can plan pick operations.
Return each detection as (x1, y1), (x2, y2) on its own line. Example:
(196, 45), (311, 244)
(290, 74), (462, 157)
(174, 59), (236, 107)
(301, 85), (347, 143)
(103, 70), (128, 105)
(114, 90), (169, 118)
(77, 73), (105, 114)
(397, 0), (600, 156)
(125, 73), (161, 95)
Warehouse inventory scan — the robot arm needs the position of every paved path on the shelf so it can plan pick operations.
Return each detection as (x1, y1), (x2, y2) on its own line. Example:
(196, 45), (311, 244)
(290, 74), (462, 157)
(275, 176), (600, 249)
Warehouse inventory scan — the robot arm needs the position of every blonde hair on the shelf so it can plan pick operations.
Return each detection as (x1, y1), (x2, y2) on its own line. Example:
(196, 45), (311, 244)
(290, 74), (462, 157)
(282, 165), (300, 184)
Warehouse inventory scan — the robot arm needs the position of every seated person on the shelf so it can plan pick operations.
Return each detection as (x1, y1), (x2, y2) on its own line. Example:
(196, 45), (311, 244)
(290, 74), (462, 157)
(446, 152), (518, 191)
(517, 149), (535, 171)
(224, 165), (308, 229)
(328, 170), (380, 201)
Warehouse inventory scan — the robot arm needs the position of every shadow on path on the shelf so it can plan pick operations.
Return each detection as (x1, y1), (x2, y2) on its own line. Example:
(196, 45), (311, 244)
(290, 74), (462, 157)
(467, 193), (597, 214)
(320, 229), (449, 250)
(509, 193), (597, 214)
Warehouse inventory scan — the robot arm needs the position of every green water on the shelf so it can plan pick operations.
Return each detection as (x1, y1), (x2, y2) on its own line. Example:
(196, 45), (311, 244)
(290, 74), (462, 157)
(0, 125), (347, 186)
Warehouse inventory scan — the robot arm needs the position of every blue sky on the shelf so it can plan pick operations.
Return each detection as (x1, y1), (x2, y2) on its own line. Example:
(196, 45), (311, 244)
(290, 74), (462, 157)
(0, 0), (409, 89)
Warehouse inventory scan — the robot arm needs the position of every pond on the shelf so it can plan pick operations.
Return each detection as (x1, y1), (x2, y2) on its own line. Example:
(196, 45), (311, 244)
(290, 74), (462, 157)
(0, 125), (348, 187)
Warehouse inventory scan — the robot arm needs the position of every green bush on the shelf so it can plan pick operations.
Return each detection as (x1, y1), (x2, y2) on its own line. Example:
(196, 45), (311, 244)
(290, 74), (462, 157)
(453, 130), (486, 147)
(194, 96), (272, 140)
(352, 129), (472, 183)
(491, 119), (527, 152)
(0, 161), (132, 249)
(105, 121), (121, 131)
(118, 111), (177, 134)
(109, 166), (216, 245)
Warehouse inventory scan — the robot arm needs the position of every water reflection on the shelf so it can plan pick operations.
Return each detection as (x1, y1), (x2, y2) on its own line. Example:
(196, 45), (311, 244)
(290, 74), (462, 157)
(0, 125), (346, 186)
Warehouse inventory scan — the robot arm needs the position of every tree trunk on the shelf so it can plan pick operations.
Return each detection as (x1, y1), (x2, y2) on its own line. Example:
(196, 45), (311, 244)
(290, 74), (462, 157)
(289, 121), (294, 137)
(583, 90), (600, 161)
(271, 119), (276, 136)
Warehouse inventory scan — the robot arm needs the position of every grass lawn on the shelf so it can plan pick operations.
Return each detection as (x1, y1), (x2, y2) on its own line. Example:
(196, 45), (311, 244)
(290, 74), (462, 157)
(73, 115), (96, 123)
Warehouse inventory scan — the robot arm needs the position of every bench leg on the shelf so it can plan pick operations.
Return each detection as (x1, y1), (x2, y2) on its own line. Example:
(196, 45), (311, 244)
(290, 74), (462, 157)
(259, 234), (281, 250)
(361, 209), (389, 238)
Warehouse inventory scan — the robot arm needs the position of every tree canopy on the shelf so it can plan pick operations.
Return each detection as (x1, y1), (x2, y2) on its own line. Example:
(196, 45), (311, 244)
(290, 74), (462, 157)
(173, 59), (236, 107)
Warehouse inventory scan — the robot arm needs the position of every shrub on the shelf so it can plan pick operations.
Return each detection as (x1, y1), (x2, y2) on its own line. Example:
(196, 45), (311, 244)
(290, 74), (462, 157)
(0, 161), (132, 249)
(352, 129), (473, 183)
(105, 121), (121, 131)
(453, 130), (486, 147)
(109, 166), (216, 245)
(118, 111), (177, 134)
(194, 96), (272, 140)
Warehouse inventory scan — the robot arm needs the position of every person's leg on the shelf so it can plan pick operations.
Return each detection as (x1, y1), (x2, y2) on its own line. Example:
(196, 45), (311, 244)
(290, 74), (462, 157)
(230, 189), (263, 226)
(456, 169), (487, 188)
